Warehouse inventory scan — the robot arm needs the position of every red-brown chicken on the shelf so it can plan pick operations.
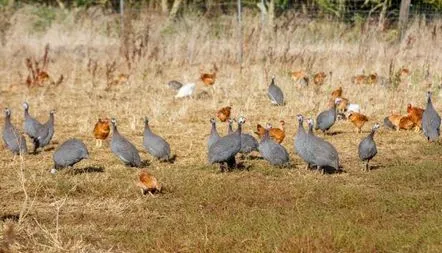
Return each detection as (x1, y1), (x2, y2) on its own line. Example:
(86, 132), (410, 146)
(93, 118), (110, 147)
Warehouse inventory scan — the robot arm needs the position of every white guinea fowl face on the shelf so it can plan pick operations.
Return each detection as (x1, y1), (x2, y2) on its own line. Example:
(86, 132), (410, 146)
(238, 117), (246, 124)
(297, 115), (303, 122)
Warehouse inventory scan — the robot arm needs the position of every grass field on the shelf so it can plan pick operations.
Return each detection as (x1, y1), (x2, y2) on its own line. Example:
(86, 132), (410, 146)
(1, 6), (442, 252)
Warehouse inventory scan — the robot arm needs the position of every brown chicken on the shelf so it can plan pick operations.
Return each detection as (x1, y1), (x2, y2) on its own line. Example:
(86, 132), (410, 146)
(398, 115), (416, 130)
(290, 70), (306, 81)
(331, 87), (343, 100)
(348, 112), (368, 133)
(136, 169), (161, 196)
(313, 72), (326, 86)
(216, 106), (231, 122)
(384, 114), (403, 131)
(367, 73), (378, 85)
(93, 118), (110, 147)
(200, 64), (218, 86)
(352, 74), (367, 85)
(255, 120), (286, 144)
(407, 104), (424, 131)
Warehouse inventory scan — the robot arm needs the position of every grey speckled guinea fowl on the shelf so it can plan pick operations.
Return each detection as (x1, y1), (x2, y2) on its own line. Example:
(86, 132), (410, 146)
(315, 98), (342, 134)
(227, 119), (258, 155)
(2, 108), (27, 155)
(143, 117), (171, 161)
(267, 76), (284, 106)
(294, 115), (314, 170)
(307, 118), (340, 173)
(33, 110), (55, 153)
(208, 116), (245, 172)
(259, 123), (290, 166)
(358, 123), (380, 171)
(422, 91), (441, 142)
(52, 138), (89, 174)
(23, 102), (43, 141)
(110, 118), (141, 167)
(207, 118), (220, 150)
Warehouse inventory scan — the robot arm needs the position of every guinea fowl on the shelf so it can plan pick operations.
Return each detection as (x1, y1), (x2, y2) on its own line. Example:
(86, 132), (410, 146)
(52, 138), (89, 174)
(143, 117), (171, 161)
(207, 118), (220, 149)
(294, 115), (314, 170)
(358, 123), (380, 171)
(315, 97), (342, 134)
(208, 116), (245, 172)
(23, 102), (43, 141)
(33, 110), (55, 153)
(307, 118), (340, 173)
(110, 118), (141, 167)
(258, 123), (290, 166)
(3, 108), (27, 155)
(228, 119), (259, 155)
(422, 91), (441, 142)
(267, 76), (284, 106)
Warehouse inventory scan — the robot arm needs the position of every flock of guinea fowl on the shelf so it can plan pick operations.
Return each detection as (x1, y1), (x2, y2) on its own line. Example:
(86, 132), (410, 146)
(2, 75), (441, 195)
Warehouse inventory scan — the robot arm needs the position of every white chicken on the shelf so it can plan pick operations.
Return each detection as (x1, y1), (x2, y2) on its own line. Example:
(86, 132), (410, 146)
(175, 83), (196, 98)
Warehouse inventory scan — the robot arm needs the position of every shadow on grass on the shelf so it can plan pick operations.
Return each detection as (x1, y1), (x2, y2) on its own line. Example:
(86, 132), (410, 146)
(71, 166), (105, 175)
(0, 213), (19, 222)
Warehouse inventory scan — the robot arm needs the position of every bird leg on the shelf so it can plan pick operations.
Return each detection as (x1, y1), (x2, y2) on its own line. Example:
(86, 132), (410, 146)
(305, 163), (310, 170)
(219, 163), (226, 173)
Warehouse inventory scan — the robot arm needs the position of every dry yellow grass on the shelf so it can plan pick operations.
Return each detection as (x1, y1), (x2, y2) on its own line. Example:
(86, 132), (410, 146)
(1, 6), (442, 252)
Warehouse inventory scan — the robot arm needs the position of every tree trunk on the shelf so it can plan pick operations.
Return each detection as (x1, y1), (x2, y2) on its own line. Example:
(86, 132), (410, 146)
(161, 0), (169, 15)
(378, 0), (389, 31)
(268, 0), (275, 30)
(399, 0), (411, 40)
(169, 0), (183, 22)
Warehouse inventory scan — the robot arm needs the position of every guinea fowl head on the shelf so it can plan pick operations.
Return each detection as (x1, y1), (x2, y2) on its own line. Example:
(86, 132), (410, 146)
(22, 102), (29, 110)
(372, 123), (381, 131)
(237, 116), (246, 125)
(4, 108), (11, 117)
(296, 114), (303, 124)
(210, 118), (216, 124)
(334, 97), (342, 105)
(307, 118), (314, 129)
(426, 91), (432, 102)
(111, 118), (117, 127)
